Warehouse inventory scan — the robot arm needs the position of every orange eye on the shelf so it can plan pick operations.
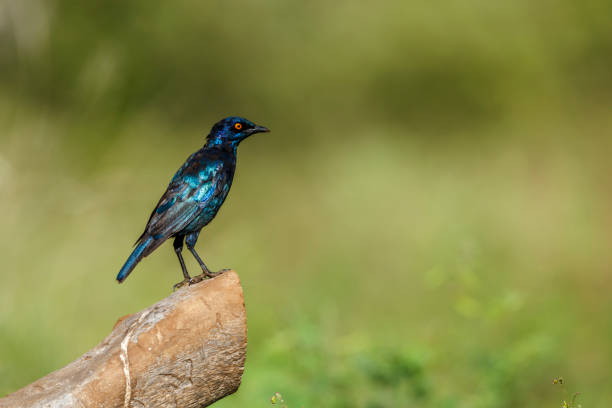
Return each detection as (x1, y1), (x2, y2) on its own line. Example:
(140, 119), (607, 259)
(234, 123), (242, 130)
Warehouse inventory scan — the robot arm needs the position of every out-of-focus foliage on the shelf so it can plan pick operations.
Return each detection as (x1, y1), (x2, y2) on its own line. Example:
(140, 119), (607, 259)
(1, 0), (611, 406)
(3, 0), (612, 133)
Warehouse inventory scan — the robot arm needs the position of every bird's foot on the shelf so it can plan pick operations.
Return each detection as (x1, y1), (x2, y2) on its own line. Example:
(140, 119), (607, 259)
(172, 276), (204, 291)
(195, 268), (230, 280)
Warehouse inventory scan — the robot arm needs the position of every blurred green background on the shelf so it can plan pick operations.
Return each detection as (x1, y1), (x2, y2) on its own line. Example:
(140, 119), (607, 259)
(1, 0), (611, 406)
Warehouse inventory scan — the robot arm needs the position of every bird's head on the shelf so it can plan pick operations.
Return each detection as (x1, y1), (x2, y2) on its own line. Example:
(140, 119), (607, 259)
(206, 116), (270, 147)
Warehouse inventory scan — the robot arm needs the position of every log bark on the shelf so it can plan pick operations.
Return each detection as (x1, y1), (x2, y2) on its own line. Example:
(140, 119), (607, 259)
(0, 270), (247, 408)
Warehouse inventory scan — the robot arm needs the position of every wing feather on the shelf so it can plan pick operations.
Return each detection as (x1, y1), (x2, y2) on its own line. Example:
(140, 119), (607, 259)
(136, 157), (223, 247)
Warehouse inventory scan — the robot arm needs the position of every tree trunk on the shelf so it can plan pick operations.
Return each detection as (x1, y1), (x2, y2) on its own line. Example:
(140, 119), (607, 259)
(0, 270), (247, 408)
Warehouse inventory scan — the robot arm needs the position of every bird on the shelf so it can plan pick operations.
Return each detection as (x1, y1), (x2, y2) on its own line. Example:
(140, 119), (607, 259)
(116, 116), (269, 289)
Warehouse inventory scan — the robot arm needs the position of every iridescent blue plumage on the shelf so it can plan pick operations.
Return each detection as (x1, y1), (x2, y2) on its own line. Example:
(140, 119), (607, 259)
(117, 116), (269, 288)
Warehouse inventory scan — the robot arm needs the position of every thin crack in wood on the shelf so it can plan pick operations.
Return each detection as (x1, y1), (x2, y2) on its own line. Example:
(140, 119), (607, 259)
(120, 309), (152, 408)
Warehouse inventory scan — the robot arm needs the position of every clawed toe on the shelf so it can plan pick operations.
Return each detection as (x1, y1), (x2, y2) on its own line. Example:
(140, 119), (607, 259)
(204, 268), (231, 278)
(203, 271), (221, 278)
(172, 278), (189, 291)
(172, 277), (201, 291)
(193, 269), (227, 280)
(189, 275), (204, 284)
(173, 269), (228, 290)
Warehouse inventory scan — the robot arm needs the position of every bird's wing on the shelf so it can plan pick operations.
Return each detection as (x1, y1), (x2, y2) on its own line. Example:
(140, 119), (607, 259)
(138, 160), (223, 243)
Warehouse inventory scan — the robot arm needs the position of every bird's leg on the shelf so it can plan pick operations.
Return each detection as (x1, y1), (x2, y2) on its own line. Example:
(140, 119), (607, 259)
(172, 235), (199, 290)
(189, 247), (221, 278)
(186, 232), (222, 279)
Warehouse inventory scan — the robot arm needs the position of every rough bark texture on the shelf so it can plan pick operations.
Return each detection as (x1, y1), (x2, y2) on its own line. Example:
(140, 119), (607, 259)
(0, 270), (247, 408)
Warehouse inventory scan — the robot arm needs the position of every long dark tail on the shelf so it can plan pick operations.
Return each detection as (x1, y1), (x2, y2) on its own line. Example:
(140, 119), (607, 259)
(117, 236), (156, 283)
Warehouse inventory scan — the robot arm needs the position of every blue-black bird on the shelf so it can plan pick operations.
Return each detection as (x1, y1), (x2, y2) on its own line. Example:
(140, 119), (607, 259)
(116, 116), (269, 289)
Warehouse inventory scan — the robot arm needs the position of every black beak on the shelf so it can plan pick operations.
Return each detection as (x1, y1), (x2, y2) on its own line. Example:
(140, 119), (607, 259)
(248, 125), (270, 135)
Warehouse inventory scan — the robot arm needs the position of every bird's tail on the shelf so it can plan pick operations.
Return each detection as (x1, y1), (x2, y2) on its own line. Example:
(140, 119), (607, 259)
(116, 236), (156, 283)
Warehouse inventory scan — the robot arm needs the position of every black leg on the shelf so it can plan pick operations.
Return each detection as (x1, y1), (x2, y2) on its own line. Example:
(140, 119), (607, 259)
(172, 235), (195, 290)
(174, 235), (190, 279)
(186, 231), (220, 278)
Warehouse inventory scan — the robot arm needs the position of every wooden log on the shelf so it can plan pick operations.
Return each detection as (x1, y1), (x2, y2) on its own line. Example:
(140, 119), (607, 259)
(0, 270), (247, 408)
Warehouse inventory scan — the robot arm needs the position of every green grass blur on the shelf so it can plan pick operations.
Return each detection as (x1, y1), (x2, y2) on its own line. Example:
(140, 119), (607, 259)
(1, 1), (611, 406)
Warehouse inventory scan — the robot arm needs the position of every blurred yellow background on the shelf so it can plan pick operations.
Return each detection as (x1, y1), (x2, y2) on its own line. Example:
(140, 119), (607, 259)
(1, 1), (611, 406)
